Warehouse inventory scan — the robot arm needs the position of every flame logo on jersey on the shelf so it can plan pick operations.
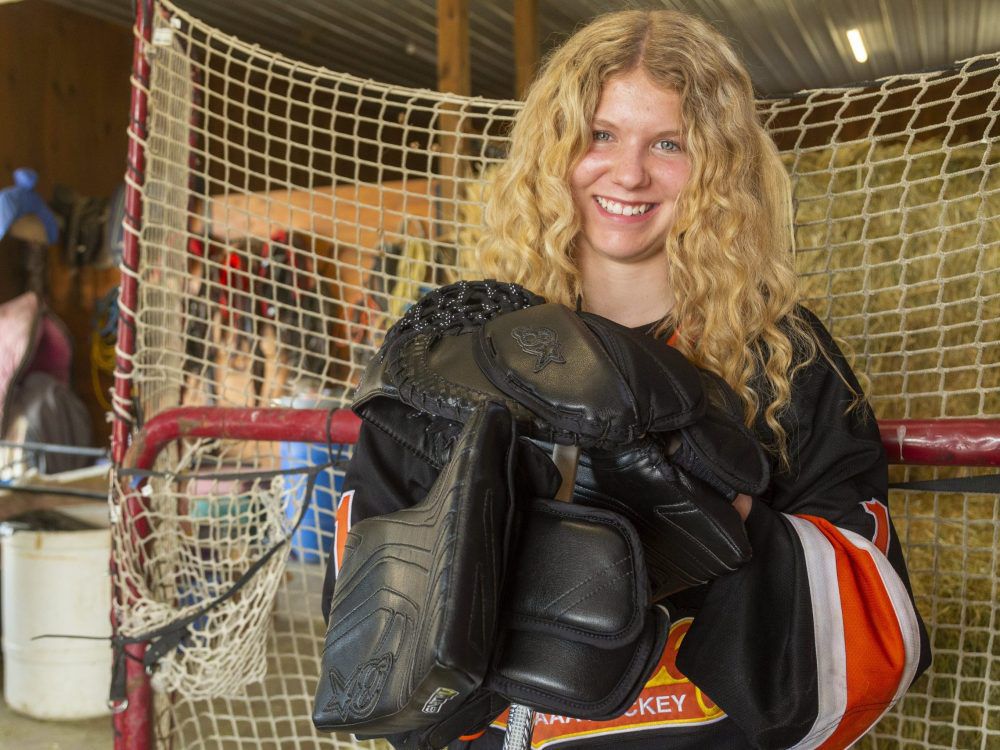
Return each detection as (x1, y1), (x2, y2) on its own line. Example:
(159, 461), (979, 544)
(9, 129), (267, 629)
(861, 498), (891, 556)
(512, 326), (566, 372)
(334, 490), (355, 574)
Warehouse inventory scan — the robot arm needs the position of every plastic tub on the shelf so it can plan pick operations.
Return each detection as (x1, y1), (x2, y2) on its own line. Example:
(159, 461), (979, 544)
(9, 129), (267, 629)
(1, 524), (112, 719)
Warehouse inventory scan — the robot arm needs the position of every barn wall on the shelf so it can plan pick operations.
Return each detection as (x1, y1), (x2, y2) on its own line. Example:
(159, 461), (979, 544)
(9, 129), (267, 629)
(0, 0), (131, 442)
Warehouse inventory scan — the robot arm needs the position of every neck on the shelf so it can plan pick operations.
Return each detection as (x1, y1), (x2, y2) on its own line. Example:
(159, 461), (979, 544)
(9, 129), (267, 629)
(578, 253), (674, 327)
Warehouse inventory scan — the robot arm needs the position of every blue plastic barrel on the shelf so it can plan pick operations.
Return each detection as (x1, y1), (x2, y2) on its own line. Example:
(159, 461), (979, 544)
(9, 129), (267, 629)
(276, 390), (347, 565)
(280, 441), (344, 564)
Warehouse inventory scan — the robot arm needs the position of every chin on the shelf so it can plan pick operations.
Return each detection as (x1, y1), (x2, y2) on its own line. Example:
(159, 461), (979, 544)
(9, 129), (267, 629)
(591, 242), (666, 264)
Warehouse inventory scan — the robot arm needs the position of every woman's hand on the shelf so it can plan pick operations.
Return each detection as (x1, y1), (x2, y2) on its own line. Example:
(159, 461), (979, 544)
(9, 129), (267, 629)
(733, 493), (753, 522)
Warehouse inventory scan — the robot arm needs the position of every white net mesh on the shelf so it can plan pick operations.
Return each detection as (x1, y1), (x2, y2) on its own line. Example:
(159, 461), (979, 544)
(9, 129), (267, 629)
(116, 462), (328, 699)
(111, 1), (999, 748)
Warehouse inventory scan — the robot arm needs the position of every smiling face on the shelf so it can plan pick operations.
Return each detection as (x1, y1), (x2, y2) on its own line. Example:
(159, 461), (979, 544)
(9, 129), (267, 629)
(570, 68), (691, 270)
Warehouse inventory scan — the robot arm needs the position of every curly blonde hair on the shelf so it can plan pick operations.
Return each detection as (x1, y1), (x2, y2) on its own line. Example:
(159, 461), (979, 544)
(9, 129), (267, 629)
(477, 9), (818, 467)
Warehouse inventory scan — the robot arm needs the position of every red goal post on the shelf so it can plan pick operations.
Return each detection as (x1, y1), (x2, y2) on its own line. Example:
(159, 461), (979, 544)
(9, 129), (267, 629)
(111, 407), (1000, 749)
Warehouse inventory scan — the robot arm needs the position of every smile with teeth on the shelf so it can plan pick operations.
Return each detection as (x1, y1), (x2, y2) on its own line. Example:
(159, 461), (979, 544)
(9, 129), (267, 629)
(594, 196), (656, 216)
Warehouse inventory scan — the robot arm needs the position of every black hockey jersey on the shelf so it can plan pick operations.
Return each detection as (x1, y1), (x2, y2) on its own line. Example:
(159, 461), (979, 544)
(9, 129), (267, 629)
(320, 308), (931, 750)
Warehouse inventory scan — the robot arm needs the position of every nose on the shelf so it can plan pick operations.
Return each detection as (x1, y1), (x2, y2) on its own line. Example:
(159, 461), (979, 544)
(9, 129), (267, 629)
(611, 145), (650, 191)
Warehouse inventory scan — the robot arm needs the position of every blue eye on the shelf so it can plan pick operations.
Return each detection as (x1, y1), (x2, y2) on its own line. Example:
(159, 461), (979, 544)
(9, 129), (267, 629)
(656, 139), (681, 152)
(593, 130), (612, 142)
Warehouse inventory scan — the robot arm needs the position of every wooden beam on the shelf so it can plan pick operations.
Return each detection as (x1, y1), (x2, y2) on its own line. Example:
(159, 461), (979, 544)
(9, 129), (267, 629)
(435, 0), (470, 235)
(514, 0), (539, 98)
(437, 0), (470, 95)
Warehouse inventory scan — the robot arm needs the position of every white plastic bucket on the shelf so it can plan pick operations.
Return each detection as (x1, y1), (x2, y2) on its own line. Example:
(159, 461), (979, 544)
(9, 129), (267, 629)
(1, 525), (112, 719)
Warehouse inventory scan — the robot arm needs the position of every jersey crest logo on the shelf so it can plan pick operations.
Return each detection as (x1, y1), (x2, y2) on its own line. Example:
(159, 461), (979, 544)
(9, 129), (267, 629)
(861, 498), (891, 556)
(334, 489), (355, 574)
(511, 326), (566, 372)
(490, 616), (726, 748)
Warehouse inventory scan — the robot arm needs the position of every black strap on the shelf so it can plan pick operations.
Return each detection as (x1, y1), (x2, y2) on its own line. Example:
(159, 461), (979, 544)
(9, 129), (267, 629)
(0, 483), (106, 500)
(889, 474), (1000, 494)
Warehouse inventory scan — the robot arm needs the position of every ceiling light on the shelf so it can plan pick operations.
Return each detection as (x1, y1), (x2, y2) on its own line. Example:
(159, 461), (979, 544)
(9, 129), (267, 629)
(846, 28), (868, 63)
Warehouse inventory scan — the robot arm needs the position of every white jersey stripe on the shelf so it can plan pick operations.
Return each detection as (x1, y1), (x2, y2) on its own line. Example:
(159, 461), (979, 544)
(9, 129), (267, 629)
(785, 514), (847, 750)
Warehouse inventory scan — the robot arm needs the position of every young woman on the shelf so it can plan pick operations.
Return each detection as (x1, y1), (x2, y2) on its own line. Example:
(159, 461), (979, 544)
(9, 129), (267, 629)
(322, 10), (930, 749)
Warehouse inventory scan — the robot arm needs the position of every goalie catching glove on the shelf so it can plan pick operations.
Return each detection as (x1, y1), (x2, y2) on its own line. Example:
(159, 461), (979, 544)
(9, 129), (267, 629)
(354, 281), (770, 598)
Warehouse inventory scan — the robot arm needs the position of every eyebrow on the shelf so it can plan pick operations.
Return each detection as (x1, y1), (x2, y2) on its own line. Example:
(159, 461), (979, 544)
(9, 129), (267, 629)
(591, 118), (684, 138)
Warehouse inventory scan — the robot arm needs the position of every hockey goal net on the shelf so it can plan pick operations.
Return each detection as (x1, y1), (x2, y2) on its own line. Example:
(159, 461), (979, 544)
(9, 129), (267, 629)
(111, 1), (999, 748)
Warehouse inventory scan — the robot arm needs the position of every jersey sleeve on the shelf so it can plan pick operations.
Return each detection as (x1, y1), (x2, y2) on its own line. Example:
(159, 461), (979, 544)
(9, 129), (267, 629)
(319, 399), (448, 622)
(674, 310), (931, 750)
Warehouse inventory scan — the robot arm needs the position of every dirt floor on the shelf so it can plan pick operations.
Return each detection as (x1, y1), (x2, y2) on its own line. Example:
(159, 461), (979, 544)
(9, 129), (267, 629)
(0, 660), (112, 750)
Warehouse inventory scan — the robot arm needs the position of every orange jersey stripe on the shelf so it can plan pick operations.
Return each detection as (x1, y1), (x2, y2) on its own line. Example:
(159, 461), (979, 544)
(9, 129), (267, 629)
(796, 514), (912, 749)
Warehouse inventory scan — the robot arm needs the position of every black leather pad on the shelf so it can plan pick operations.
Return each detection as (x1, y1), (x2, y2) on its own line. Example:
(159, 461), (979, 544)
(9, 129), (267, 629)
(487, 498), (664, 720)
(489, 606), (670, 721)
(476, 303), (706, 448)
(503, 499), (648, 647)
(313, 402), (515, 734)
